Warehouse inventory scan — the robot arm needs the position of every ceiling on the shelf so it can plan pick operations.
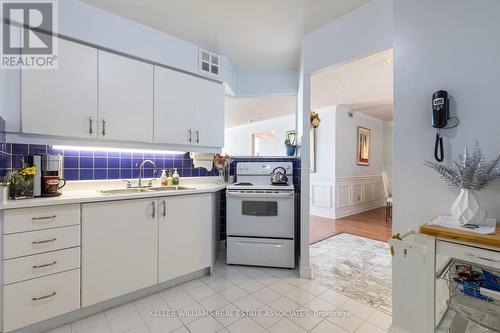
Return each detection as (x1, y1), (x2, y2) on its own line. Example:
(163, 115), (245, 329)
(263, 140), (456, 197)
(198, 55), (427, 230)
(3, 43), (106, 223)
(225, 95), (296, 128)
(311, 48), (393, 121)
(79, 0), (371, 73)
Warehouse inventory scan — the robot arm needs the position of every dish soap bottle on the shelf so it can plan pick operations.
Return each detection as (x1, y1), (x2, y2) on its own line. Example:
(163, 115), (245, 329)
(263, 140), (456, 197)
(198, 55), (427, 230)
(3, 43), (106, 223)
(160, 169), (167, 186)
(172, 168), (180, 185)
(167, 169), (173, 186)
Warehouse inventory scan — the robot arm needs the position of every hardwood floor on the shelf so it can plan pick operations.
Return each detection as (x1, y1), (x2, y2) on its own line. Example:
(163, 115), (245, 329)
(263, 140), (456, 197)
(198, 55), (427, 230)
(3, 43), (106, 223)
(310, 207), (393, 244)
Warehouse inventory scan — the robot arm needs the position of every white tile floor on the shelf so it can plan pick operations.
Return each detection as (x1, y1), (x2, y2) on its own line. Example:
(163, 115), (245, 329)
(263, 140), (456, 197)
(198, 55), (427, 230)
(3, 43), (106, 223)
(45, 252), (392, 333)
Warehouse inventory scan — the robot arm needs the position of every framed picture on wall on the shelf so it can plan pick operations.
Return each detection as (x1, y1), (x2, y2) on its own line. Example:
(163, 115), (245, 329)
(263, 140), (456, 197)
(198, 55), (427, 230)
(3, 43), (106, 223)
(357, 126), (370, 166)
(310, 128), (316, 172)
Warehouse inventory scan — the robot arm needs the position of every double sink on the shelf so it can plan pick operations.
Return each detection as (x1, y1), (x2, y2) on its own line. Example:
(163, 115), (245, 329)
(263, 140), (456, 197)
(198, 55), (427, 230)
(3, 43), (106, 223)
(99, 186), (195, 195)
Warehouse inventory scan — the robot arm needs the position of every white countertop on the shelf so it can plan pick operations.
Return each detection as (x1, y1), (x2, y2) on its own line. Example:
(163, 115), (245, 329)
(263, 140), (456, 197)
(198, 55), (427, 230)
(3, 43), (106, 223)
(0, 177), (227, 209)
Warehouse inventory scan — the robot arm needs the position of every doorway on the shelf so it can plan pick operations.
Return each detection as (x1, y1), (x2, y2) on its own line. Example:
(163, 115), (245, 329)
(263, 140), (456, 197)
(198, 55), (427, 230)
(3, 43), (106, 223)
(307, 48), (394, 315)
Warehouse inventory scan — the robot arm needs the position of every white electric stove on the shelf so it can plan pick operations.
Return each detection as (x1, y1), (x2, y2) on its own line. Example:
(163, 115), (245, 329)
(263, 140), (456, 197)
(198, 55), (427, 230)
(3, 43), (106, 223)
(226, 162), (295, 268)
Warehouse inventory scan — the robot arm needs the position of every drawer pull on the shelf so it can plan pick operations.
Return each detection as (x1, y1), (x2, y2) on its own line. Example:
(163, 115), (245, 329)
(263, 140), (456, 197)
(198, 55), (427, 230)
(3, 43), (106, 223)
(32, 291), (57, 301)
(237, 241), (283, 248)
(464, 251), (500, 263)
(32, 261), (57, 269)
(32, 238), (57, 245)
(32, 215), (57, 222)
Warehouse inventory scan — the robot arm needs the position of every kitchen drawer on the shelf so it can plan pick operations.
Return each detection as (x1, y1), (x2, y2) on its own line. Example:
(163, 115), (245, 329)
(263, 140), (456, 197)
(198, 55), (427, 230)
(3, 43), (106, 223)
(3, 247), (80, 285)
(227, 237), (295, 268)
(3, 204), (80, 234)
(2, 269), (80, 332)
(3, 225), (80, 259)
(437, 240), (500, 270)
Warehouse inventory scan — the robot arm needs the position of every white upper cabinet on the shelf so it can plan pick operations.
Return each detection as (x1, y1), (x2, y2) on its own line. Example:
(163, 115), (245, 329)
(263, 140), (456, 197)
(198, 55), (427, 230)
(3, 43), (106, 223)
(154, 66), (194, 145)
(21, 37), (98, 138)
(21, 37), (224, 148)
(154, 66), (225, 148)
(98, 51), (154, 143)
(193, 78), (225, 147)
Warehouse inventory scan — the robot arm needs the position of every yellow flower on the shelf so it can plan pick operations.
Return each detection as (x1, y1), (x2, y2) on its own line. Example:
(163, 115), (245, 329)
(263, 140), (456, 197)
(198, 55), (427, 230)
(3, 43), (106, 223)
(25, 167), (36, 175)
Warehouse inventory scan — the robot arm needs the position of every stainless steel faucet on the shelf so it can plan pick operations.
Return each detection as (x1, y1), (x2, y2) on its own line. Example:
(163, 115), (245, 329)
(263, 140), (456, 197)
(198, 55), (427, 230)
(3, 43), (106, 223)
(138, 159), (157, 187)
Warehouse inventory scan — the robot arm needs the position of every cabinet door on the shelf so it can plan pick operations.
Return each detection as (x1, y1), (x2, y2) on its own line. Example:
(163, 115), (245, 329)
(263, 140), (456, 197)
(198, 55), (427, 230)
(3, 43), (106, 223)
(81, 199), (157, 306)
(98, 51), (153, 142)
(158, 194), (213, 282)
(21, 37), (98, 138)
(154, 66), (195, 145)
(193, 78), (225, 147)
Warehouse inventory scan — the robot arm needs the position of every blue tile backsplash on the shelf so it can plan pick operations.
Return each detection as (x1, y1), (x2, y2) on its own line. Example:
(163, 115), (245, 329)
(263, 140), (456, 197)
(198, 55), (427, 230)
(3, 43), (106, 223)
(0, 143), (220, 180)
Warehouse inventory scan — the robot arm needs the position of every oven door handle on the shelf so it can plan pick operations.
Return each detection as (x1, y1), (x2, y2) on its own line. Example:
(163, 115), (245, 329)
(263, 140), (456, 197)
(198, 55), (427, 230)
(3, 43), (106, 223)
(226, 192), (294, 199)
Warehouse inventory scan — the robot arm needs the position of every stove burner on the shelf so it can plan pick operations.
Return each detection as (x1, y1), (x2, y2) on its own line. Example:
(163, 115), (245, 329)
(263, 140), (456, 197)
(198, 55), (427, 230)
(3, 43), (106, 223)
(234, 182), (253, 186)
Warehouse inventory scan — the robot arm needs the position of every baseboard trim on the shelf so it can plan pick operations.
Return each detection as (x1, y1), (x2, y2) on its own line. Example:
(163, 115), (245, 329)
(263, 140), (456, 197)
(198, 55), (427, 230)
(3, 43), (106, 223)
(334, 201), (385, 219)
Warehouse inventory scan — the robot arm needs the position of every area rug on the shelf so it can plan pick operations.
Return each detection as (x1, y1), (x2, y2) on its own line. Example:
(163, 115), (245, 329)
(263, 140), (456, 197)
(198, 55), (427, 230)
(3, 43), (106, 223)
(310, 233), (392, 314)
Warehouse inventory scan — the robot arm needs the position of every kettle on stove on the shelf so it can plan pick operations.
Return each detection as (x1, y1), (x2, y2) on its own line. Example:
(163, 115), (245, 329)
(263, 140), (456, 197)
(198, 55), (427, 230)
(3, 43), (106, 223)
(270, 167), (289, 185)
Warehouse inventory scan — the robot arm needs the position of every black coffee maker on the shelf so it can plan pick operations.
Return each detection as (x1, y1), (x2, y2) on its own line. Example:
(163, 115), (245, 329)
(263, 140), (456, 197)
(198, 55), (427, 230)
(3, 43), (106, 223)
(27, 154), (65, 197)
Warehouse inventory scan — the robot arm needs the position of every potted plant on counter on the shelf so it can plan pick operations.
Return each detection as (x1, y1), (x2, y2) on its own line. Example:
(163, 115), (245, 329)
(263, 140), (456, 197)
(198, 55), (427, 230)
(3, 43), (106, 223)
(425, 143), (500, 226)
(284, 138), (296, 156)
(8, 165), (36, 200)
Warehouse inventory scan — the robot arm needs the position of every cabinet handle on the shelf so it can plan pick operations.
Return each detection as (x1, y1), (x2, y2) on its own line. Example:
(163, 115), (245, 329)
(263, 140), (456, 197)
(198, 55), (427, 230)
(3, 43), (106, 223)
(32, 215), (56, 222)
(33, 261), (57, 269)
(152, 201), (156, 219)
(195, 130), (200, 143)
(32, 238), (56, 245)
(464, 251), (500, 263)
(88, 116), (93, 134)
(188, 129), (192, 142)
(162, 200), (166, 217)
(32, 292), (57, 301)
(102, 119), (106, 136)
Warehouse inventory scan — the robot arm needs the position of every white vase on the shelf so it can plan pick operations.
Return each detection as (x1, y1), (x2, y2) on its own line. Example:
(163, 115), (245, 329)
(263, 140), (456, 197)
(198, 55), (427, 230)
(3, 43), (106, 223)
(451, 189), (487, 226)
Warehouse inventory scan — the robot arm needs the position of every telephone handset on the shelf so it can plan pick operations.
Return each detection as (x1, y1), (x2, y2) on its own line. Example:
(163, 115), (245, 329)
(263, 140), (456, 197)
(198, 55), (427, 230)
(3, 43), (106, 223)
(431, 90), (459, 162)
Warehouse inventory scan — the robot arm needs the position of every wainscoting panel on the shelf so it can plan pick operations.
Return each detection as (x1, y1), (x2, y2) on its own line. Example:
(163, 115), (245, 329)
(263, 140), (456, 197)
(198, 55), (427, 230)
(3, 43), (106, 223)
(363, 182), (374, 202)
(310, 178), (335, 218)
(336, 184), (351, 208)
(351, 183), (363, 205)
(335, 176), (385, 219)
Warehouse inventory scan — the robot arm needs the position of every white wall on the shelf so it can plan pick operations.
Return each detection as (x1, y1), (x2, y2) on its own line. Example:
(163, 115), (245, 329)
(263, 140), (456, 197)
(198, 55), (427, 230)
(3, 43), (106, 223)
(310, 107), (336, 218)
(383, 122), (393, 173)
(237, 71), (299, 97)
(310, 106), (385, 219)
(334, 106), (384, 178)
(392, 1), (500, 331)
(303, 0), (393, 75)
(223, 114), (295, 156)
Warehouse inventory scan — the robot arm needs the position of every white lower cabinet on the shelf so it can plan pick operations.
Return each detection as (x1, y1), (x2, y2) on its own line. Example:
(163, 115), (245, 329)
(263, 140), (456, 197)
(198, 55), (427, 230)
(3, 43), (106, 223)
(3, 269), (80, 332)
(1, 205), (82, 332)
(81, 199), (158, 306)
(0, 193), (216, 331)
(158, 194), (213, 282)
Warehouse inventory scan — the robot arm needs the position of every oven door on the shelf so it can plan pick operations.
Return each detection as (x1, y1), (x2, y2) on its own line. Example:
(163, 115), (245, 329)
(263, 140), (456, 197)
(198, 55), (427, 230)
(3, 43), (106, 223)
(226, 191), (294, 238)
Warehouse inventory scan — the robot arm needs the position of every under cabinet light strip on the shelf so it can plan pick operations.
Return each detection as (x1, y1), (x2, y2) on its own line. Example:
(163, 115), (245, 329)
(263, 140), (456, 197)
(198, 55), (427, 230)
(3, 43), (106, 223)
(51, 145), (185, 155)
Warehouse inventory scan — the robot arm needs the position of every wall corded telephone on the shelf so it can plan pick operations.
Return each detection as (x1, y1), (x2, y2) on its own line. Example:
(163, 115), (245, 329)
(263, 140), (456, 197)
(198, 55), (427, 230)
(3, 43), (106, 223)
(432, 90), (459, 162)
